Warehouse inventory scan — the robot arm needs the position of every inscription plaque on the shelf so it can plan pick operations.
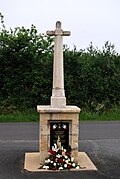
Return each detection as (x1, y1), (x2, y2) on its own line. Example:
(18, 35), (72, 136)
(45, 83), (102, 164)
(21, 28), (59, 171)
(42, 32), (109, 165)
(50, 122), (69, 149)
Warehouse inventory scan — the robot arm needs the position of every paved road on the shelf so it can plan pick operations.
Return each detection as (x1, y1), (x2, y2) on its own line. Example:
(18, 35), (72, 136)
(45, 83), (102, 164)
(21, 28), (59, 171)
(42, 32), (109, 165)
(0, 121), (120, 179)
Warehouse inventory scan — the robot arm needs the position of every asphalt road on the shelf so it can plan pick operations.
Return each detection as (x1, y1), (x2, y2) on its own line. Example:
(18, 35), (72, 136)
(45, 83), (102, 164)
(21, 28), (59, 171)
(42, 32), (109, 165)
(0, 121), (120, 179)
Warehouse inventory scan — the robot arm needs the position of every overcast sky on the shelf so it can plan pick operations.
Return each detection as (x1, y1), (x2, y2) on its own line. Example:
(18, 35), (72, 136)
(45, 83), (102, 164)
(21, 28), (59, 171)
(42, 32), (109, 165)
(0, 0), (120, 52)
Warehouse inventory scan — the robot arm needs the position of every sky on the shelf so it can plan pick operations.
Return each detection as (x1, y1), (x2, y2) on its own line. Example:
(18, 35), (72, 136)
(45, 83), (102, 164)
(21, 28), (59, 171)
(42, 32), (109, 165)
(0, 0), (120, 52)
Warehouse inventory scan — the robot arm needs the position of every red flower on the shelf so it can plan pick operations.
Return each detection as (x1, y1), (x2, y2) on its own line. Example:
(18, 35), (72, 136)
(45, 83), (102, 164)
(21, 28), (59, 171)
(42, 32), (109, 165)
(58, 149), (62, 154)
(48, 149), (56, 155)
(52, 167), (56, 171)
(58, 158), (63, 163)
(66, 152), (71, 156)
(50, 157), (54, 161)
(67, 164), (71, 169)
(48, 149), (52, 154)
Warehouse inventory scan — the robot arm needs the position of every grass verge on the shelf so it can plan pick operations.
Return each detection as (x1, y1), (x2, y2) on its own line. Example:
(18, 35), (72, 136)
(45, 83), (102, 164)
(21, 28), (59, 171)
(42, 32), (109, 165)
(80, 110), (120, 121)
(0, 112), (39, 122)
(0, 109), (120, 122)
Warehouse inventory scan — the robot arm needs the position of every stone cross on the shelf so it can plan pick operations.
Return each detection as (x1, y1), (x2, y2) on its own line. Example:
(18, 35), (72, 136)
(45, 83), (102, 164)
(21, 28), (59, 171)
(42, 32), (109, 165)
(47, 21), (71, 107)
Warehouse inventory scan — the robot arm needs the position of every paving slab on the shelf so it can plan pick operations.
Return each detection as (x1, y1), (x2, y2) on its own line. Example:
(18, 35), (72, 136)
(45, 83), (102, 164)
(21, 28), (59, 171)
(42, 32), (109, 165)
(24, 152), (97, 172)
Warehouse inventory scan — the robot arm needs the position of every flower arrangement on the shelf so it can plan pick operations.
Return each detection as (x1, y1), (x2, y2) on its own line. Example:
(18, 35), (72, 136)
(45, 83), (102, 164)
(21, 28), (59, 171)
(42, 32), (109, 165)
(41, 136), (80, 171)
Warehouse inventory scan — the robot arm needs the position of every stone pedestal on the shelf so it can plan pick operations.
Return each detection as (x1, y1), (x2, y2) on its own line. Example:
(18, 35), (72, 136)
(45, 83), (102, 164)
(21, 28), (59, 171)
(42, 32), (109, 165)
(37, 105), (81, 165)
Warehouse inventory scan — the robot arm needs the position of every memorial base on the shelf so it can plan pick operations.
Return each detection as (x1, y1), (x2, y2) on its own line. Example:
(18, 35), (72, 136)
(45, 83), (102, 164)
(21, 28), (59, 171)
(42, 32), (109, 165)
(24, 152), (97, 172)
(37, 105), (81, 165)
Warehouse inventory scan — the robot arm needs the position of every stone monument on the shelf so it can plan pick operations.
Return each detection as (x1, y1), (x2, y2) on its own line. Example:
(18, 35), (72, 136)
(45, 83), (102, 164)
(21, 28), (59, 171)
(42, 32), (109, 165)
(37, 21), (80, 165)
(24, 21), (97, 171)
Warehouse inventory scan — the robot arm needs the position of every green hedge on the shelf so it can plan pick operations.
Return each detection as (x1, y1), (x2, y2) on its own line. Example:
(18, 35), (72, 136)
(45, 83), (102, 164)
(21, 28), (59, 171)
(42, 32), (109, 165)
(64, 42), (120, 112)
(0, 14), (120, 114)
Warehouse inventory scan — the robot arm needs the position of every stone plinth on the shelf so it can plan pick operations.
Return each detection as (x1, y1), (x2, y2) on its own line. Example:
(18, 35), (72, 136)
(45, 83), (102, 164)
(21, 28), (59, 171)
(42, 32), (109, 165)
(37, 105), (81, 165)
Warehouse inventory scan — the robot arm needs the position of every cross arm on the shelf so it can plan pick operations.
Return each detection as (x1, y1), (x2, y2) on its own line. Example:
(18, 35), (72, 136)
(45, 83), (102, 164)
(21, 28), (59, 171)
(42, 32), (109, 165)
(47, 30), (71, 36)
(63, 31), (71, 36)
(46, 30), (55, 36)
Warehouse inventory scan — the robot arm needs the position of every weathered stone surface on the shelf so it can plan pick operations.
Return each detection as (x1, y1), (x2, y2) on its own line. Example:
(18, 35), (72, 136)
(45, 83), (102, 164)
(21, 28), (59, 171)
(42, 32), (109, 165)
(37, 105), (81, 113)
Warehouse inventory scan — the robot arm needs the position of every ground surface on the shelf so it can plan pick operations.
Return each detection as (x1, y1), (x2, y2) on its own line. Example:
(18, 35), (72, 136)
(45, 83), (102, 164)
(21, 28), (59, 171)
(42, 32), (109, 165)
(0, 121), (120, 179)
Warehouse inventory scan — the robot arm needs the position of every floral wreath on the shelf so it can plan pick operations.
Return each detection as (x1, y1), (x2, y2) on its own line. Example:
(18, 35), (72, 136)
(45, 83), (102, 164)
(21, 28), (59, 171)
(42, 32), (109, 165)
(40, 135), (80, 170)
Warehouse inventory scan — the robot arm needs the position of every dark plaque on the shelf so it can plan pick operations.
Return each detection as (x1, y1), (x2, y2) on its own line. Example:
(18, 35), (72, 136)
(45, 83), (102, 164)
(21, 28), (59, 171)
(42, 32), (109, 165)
(50, 122), (69, 149)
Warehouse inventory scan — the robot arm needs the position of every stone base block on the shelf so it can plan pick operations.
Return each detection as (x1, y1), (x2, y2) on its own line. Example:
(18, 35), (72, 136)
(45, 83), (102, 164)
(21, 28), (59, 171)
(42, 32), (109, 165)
(24, 152), (97, 172)
(51, 96), (66, 108)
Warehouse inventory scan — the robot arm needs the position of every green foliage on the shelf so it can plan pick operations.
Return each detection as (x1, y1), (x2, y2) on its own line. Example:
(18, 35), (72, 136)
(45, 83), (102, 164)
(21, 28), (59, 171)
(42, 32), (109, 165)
(0, 13), (53, 113)
(0, 98), (18, 114)
(0, 13), (120, 114)
(64, 42), (120, 113)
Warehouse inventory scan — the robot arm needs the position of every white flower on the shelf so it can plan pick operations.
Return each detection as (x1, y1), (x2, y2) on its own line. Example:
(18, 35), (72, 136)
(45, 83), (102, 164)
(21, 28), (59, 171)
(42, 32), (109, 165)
(53, 163), (56, 166)
(59, 167), (63, 170)
(50, 160), (53, 163)
(56, 154), (61, 158)
(65, 160), (69, 164)
(64, 164), (67, 168)
(65, 155), (68, 159)
(72, 163), (76, 167)
(45, 160), (48, 163)
(76, 166), (80, 169)
(64, 149), (66, 152)
(71, 157), (74, 162)
(52, 144), (60, 152)
(54, 143), (57, 148)
(53, 143), (57, 151)
(47, 159), (50, 163)
(43, 165), (49, 169)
